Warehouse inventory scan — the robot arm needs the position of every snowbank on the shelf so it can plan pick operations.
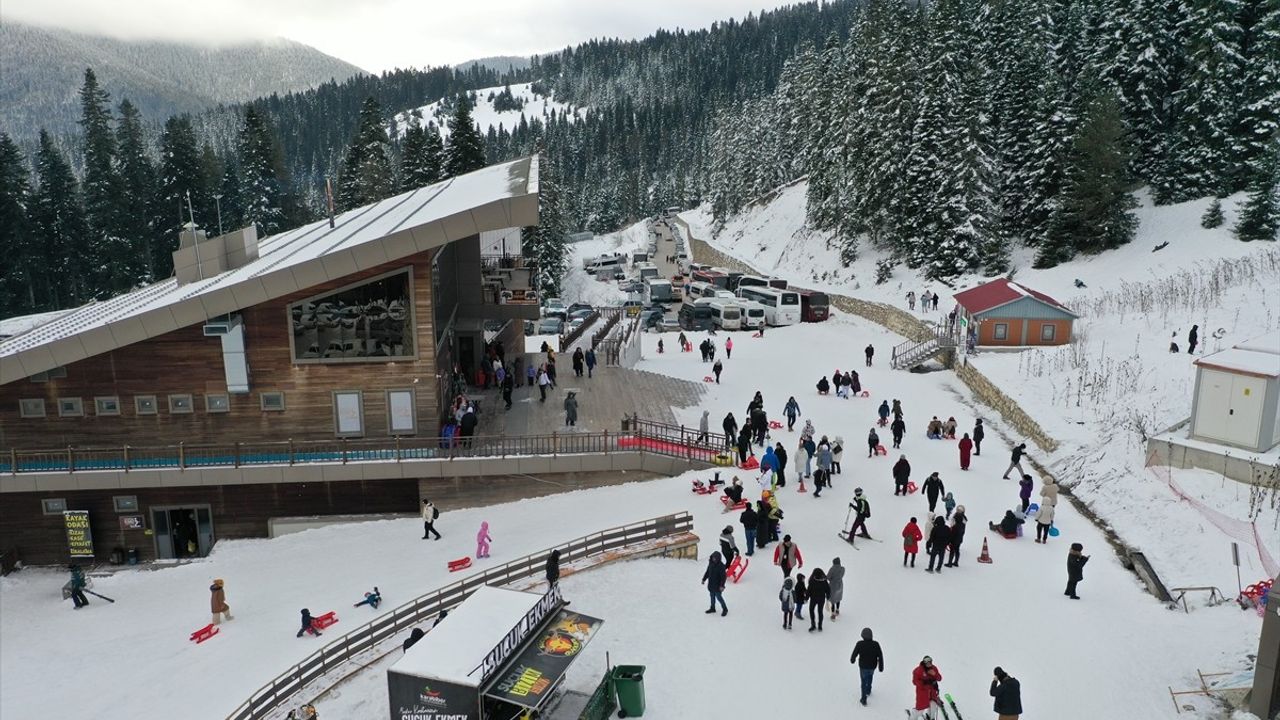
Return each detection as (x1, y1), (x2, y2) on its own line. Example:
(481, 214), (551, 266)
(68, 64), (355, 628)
(393, 82), (584, 138)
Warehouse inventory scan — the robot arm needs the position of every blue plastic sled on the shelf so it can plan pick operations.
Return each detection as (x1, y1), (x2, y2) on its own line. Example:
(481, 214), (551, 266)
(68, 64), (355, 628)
(1049, 526), (1061, 537)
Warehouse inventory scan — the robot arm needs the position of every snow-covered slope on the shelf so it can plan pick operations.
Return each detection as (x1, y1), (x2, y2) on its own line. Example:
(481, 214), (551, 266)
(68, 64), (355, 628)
(393, 82), (584, 138)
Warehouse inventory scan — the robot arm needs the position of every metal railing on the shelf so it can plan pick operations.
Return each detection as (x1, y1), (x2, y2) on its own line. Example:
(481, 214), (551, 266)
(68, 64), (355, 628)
(890, 324), (957, 369)
(2, 418), (725, 475)
(559, 310), (600, 350)
(224, 511), (694, 720)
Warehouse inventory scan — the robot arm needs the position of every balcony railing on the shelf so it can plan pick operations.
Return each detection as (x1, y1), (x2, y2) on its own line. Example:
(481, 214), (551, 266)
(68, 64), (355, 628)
(481, 254), (539, 305)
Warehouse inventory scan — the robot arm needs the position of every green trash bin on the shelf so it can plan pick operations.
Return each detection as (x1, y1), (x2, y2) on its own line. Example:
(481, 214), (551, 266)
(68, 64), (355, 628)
(611, 665), (645, 718)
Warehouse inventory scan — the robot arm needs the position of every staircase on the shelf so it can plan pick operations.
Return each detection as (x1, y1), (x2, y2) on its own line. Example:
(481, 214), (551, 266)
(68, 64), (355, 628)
(891, 325), (958, 369)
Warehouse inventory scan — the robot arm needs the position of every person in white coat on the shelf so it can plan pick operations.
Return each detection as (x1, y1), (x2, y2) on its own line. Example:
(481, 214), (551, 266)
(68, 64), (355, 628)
(1040, 477), (1059, 507)
(1034, 502), (1056, 543)
(831, 436), (845, 475)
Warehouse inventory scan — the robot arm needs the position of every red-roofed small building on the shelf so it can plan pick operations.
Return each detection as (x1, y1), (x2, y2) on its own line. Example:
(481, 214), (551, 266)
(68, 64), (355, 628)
(953, 278), (1078, 347)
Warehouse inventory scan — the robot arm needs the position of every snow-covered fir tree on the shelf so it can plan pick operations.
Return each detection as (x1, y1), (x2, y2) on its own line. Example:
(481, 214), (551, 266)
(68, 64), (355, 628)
(338, 97), (395, 210)
(400, 115), (443, 190)
(115, 99), (157, 284)
(0, 133), (32, 312)
(522, 153), (569, 296)
(1233, 139), (1279, 241)
(78, 68), (129, 296)
(155, 116), (207, 277)
(31, 130), (90, 308)
(444, 94), (487, 178)
(238, 106), (287, 236)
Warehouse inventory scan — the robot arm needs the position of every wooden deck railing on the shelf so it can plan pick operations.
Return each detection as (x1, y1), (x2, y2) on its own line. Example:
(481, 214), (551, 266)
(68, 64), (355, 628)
(224, 512), (694, 720)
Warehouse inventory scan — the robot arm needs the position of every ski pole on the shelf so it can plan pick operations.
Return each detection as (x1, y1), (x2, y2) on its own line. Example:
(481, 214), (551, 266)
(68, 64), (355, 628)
(85, 589), (115, 603)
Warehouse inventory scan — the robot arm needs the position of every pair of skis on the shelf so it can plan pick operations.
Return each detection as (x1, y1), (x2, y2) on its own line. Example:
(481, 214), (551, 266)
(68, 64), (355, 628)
(904, 693), (963, 720)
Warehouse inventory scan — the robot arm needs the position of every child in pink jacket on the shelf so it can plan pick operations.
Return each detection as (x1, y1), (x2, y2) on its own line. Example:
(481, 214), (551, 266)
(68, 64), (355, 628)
(476, 521), (492, 559)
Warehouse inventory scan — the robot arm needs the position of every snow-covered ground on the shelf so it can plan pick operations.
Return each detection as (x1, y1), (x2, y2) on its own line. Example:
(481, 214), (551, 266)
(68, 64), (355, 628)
(393, 81), (584, 138)
(557, 222), (653, 308)
(1, 315), (1262, 719)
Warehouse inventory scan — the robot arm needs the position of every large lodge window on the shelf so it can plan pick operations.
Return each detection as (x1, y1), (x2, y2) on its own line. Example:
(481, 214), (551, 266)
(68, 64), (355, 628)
(289, 267), (415, 363)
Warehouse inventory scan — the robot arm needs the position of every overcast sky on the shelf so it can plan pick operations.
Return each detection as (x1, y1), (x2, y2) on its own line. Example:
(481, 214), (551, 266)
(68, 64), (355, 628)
(5, 0), (804, 73)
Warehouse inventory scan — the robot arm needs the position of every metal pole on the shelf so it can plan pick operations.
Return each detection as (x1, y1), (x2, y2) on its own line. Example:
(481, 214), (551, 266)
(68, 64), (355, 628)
(214, 194), (224, 237)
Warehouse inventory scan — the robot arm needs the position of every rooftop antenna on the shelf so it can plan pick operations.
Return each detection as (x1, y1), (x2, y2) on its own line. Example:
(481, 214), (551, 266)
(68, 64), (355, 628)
(185, 190), (203, 281)
(325, 176), (336, 229)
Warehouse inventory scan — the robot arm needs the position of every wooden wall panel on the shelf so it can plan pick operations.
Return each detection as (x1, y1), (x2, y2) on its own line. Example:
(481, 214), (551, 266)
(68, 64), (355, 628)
(1, 250), (444, 449)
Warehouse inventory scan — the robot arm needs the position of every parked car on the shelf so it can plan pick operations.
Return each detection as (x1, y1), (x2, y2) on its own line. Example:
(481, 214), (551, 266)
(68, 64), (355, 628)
(641, 310), (664, 329)
(567, 318), (585, 333)
(612, 270), (627, 281)
(568, 309), (594, 322)
(660, 316), (681, 331)
(538, 317), (565, 335)
(542, 298), (567, 321)
(567, 302), (593, 315)
(619, 281), (645, 293)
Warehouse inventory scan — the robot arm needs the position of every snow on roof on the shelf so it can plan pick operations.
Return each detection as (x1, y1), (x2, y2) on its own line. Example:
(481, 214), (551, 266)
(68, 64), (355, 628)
(0, 156), (539, 385)
(953, 277), (1077, 317)
(1233, 330), (1280, 356)
(390, 585), (545, 686)
(1195, 347), (1280, 378)
(0, 309), (75, 339)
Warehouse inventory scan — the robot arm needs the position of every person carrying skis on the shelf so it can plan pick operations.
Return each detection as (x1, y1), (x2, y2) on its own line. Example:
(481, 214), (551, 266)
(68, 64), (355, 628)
(701, 552), (728, 616)
(354, 587), (382, 609)
(718, 525), (738, 565)
(740, 502), (758, 556)
(991, 666), (1023, 719)
(877, 400), (891, 427)
(848, 489), (872, 539)
(922, 472), (945, 513)
(475, 521), (493, 559)
(866, 427), (880, 458)
(925, 517), (951, 573)
(807, 567), (830, 631)
(864, 344), (875, 366)
(850, 627), (884, 706)
(831, 436), (844, 475)
(911, 656), (943, 719)
(891, 416), (906, 449)
(210, 578), (233, 623)
(784, 396), (801, 431)
(1018, 474), (1034, 513)
(893, 455), (912, 496)
(779, 577), (795, 629)
(828, 558), (845, 618)
(958, 433), (973, 470)
(773, 534), (804, 578)
(945, 507), (967, 567)
(1002, 443), (1029, 479)
(297, 609), (322, 637)
(902, 517), (923, 567)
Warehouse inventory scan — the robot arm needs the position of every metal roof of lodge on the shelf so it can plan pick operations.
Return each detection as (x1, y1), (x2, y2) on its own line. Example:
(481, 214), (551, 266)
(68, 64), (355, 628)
(953, 277), (1078, 318)
(0, 155), (540, 385)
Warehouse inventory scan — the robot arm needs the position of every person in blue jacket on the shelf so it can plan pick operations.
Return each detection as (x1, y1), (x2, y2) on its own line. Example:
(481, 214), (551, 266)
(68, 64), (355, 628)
(784, 396), (801, 431)
(354, 587), (382, 609)
(878, 400), (891, 426)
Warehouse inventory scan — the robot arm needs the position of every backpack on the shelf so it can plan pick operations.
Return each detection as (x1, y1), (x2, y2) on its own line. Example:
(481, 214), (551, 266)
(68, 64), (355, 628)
(832, 444), (843, 455)
(432, 506), (440, 520)
(861, 499), (871, 518)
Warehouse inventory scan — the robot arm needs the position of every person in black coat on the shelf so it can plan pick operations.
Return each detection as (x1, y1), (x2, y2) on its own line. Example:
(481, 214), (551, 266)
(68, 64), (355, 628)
(740, 503), (759, 556)
(736, 427), (753, 464)
(890, 417), (906, 449)
(807, 568), (830, 632)
(402, 628), (425, 653)
(893, 455), (911, 495)
(723, 413), (738, 450)
(754, 500), (772, 551)
(925, 517), (950, 573)
(990, 667), (1023, 717)
(501, 371), (514, 410)
(702, 551), (728, 615)
(817, 376), (830, 394)
(1066, 543), (1090, 599)
(545, 549), (561, 588)
(973, 418), (985, 456)
(1187, 325), (1199, 354)
(850, 627), (884, 706)
(945, 509), (967, 567)
(922, 472), (945, 513)
(774, 443), (788, 487)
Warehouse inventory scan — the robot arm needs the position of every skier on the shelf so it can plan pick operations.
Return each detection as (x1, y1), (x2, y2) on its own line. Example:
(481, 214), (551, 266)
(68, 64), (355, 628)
(973, 418), (985, 455)
(726, 336), (734, 359)
(696, 410), (711, 444)
(210, 578), (233, 624)
(422, 500), (442, 540)
(893, 455), (912, 496)
(925, 516), (950, 573)
(773, 534), (804, 578)
(807, 567), (830, 632)
(701, 551), (728, 616)
(848, 489), (872, 539)
(719, 525), (739, 565)
(912, 656), (943, 719)
(572, 347), (585, 377)
(943, 492), (956, 520)
(991, 667), (1023, 720)
(864, 344), (875, 366)
(850, 627), (885, 706)
(713, 358), (723, 383)
(723, 412), (738, 450)
(563, 391), (578, 427)
(877, 400), (891, 426)
(740, 502), (758, 556)
(945, 507), (967, 567)
(926, 417), (943, 439)
(1034, 502), (1055, 543)
(891, 416), (906, 449)
(1018, 474), (1034, 513)
(1066, 543), (1090, 599)
(297, 609), (322, 638)
(585, 348), (596, 378)
(866, 427), (880, 458)
(775, 442), (789, 487)
(958, 433), (973, 470)
(831, 436), (844, 475)
(784, 396), (801, 431)
(353, 587), (382, 609)
(780, 577), (795, 629)
(922, 472), (945, 513)
(1187, 325), (1199, 354)
(1040, 477), (1059, 507)
(828, 558), (845, 619)
(792, 572), (808, 621)
(1002, 443), (1029, 479)
(545, 549), (561, 588)
(902, 517), (923, 567)
(475, 521), (492, 559)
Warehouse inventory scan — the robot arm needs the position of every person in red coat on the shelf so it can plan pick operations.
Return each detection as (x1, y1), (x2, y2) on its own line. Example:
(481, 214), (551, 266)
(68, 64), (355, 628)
(958, 433), (973, 471)
(901, 517), (923, 568)
(912, 656), (942, 718)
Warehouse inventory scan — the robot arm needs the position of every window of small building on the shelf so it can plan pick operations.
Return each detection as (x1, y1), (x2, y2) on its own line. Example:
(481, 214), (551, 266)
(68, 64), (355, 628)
(205, 394), (230, 413)
(333, 390), (365, 437)
(29, 366), (68, 382)
(386, 388), (417, 435)
(58, 397), (84, 417)
(168, 394), (194, 414)
(135, 395), (158, 415)
(288, 267), (415, 364)
(19, 398), (46, 418)
(95, 396), (121, 416)
(993, 323), (1009, 341)
(260, 392), (286, 412)
(1040, 324), (1056, 342)
(113, 496), (139, 512)
(41, 498), (68, 515)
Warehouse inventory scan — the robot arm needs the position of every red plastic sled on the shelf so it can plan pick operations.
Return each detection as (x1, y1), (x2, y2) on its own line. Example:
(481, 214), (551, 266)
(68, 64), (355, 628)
(692, 480), (716, 495)
(312, 611), (339, 631)
(740, 456), (760, 470)
(727, 554), (749, 583)
(768, 420), (783, 430)
(875, 444), (887, 456)
(721, 496), (748, 512)
(703, 376), (715, 383)
(189, 624), (219, 644)
(907, 481), (918, 494)
(448, 557), (473, 572)
(860, 391), (870, 398)
(752, 332), (762, 338)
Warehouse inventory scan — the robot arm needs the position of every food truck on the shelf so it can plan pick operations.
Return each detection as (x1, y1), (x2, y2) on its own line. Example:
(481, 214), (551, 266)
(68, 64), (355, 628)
(387, 585), (603, 720)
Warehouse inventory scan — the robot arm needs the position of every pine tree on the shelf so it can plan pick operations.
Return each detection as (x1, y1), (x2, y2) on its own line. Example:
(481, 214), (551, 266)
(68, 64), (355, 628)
(155, 115), (206, 278)
(78, 68), (127, 295)
(1036, 91), (1138, 267)
(338, 97), (394, 210)
(0, 133), (34, 314)
(1201, 197), (1225, 228)
(444, 94), (487, 177)
(115, 99), (157, 284)
(1233, 140), (1279, 241)
(219, 165), (244, 233)
(239, 106), (287, 235)
(1237, 1), (1280, 187)
(400, 116), (443, 190)
(31, 130), (91, 308)
(522, 153), (569, 296)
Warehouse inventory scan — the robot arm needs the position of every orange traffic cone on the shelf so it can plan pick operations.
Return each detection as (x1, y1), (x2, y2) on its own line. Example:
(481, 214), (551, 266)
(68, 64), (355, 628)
(977, 537), (993, 564)
(797, 474), (808, 493)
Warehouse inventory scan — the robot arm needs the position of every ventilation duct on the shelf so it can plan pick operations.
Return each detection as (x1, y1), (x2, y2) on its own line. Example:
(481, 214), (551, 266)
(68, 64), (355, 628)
(218, 315), (250, 394)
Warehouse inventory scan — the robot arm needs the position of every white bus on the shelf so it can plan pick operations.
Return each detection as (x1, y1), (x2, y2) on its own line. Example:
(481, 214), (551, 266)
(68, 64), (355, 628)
(706, 299), (744, 330)
(683, 281), (720, 305)
(738, 300), (767, 330)
(636, 262), (660, 280)
(643, 278), (674, 304)
(737, 286), (801, 326)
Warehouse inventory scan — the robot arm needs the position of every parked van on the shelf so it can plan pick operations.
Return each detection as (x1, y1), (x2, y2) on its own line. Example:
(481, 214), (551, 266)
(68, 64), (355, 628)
(678, 299), (714, 331)
(583, 253), (625, 271)
(587, 255), (625, 275)
(738, 300), (767, 330)
(636, 262), (660, 280)
(706, 299), (744, 330)
(643, 278), (674, 304)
